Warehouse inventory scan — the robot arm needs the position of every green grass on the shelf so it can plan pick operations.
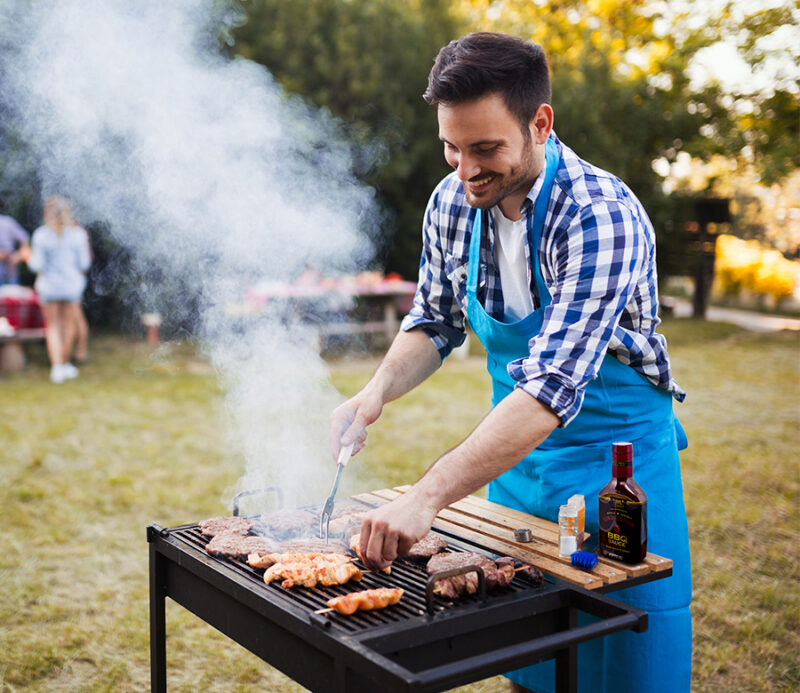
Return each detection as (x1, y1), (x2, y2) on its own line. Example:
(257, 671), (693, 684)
(1, 322), (798, 692)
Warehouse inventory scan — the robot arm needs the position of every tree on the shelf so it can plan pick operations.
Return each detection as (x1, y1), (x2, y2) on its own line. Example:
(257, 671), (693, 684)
(231, 0), (460, 279)
(452, 0), (798, 279)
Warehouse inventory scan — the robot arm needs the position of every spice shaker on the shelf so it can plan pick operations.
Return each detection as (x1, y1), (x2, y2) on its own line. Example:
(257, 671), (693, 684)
(558, 504), (579, 558)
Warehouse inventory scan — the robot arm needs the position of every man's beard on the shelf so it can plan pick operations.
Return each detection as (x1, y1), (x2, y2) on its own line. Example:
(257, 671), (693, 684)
(466, 136), (538, 211)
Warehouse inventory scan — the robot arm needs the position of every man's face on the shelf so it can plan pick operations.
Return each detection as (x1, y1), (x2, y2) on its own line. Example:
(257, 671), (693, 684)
(438, 93), (547, 213)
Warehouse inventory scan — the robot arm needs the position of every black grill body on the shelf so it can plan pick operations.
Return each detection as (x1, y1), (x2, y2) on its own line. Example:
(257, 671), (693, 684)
(148, 521), (648, 692)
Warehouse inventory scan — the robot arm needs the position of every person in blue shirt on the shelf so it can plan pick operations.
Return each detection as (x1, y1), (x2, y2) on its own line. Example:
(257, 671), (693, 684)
(0, 206), (31, 285)
(27, 196), (91, 383)
(330, 33), (691, 693)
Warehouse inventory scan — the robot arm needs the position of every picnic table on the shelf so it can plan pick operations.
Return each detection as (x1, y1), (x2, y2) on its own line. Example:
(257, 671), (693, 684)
(237, 271), (418, 346)
(0, 287), (46, 373)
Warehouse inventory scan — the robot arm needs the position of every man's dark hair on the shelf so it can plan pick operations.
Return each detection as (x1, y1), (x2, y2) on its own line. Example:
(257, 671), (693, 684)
(423, 32), (551, 134)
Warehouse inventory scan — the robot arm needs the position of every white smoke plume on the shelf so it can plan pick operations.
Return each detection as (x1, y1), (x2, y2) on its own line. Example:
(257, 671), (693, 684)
(1, 0), (381, 507)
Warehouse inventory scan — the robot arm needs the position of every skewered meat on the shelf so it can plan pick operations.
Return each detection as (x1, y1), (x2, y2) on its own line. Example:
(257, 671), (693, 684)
(263, 554), (362, 589)
(326, 588), (404, 615)
(205, 532), (277, 559)
(427, 552), (515, 599)
(198, 516), (253, 538)
(279, 538), (348, 554)
(248, 551), (354, 570)
(403, 532), (448, 560)
(258, 508), (317, 537)
(513, 562), (544, 586)
(348, 535), (391, 574)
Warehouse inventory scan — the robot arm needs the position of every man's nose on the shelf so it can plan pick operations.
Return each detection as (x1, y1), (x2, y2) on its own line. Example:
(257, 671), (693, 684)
(455, 154), (480, 182)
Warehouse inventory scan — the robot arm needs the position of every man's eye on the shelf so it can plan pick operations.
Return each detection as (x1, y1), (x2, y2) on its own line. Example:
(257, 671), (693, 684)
(477, 146), (498, 154)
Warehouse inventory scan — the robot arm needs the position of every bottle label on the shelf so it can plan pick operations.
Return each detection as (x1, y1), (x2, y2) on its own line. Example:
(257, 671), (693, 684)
(598, 494), (647, 564)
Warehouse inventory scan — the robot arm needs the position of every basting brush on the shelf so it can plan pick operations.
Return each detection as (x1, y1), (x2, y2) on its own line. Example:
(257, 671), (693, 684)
(570, 550), (599, 571)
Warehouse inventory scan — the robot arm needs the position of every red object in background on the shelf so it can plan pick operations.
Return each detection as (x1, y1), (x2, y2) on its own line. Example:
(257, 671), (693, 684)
(0, 287), (46, 329)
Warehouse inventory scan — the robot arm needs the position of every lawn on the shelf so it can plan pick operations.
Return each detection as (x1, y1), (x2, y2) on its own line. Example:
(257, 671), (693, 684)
(0, 319), (797, 692)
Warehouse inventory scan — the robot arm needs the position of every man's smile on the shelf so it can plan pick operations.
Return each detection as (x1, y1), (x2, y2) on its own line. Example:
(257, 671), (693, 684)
(467, 174), (497, 192)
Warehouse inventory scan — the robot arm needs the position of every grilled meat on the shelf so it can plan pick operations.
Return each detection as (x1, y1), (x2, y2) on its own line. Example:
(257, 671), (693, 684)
(328, 512), (365, 537)
(205, 532), (277, 559)
(348, 535), (391, 574)
(514, 562), (544, 586)
(198, 516), (254, 537)
(248, 551), (354, 570)
(263, 554), (362, 589)
(279, 538), (348, 554)
(427, 552), (515, 599)
(326, 588), (404, 615)
(403, 532), (448, 560)
(258, 508), (317, 537)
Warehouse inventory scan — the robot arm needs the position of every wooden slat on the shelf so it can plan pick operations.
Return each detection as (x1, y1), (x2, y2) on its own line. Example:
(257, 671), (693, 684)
(396, 486), (671, 576)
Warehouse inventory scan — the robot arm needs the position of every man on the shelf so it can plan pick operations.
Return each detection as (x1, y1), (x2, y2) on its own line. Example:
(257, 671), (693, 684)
(0, 206), (31, 285)
(330, 33), (691, 693)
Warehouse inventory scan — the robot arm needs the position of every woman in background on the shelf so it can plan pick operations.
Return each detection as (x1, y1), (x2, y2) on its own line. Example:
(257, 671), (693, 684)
(27, 196), (91, 383)
(63, 206), (92, 363)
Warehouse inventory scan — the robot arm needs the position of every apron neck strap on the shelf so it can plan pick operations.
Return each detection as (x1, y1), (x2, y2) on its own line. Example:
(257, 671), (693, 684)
(467, 138), (561, 303)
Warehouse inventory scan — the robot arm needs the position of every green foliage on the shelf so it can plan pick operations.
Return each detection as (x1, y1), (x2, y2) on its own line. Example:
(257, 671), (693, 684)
(231, 0), (460, 278)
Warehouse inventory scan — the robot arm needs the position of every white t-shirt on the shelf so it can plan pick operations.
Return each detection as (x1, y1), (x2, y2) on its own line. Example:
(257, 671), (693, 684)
(491, 207), (534, 321)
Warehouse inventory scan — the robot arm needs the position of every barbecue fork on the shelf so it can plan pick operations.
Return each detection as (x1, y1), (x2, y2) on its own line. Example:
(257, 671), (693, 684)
(319, 441), (355, 543)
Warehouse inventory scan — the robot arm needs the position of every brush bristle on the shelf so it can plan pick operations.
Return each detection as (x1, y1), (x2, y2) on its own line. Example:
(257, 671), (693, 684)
(570, 550), (598, 571)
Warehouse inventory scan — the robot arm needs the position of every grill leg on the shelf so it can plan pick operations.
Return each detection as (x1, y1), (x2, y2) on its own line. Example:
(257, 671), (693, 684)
(554, 606), (578, 693)
(150, 545), (167, 693)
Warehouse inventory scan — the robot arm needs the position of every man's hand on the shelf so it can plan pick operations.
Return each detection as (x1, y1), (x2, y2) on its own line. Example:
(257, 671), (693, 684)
(328, 329), (442, 460)
(358, 490), (439, 569)
(329, 387), (383, 459)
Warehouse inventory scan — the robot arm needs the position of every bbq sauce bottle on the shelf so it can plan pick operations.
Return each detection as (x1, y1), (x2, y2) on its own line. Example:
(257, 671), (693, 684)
(598, 442), (647, 564)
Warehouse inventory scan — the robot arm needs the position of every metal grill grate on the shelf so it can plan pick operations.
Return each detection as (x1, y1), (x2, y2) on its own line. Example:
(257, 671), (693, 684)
(168, 521), (546, 633)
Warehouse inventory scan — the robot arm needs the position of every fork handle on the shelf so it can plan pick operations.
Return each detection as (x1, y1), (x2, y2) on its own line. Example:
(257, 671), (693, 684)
(337, 441), (355, 467)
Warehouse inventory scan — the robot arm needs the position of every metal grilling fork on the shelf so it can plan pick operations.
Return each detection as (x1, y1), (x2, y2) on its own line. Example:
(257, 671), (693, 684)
(319, 441), (355, 543)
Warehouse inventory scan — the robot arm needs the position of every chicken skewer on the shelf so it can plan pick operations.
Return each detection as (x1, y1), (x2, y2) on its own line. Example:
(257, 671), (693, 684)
(315, 587), (405, 615)
(263, 554), (362, 589)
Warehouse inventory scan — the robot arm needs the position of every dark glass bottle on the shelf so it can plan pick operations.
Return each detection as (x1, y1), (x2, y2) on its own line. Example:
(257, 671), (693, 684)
(598, 442), (648, 564)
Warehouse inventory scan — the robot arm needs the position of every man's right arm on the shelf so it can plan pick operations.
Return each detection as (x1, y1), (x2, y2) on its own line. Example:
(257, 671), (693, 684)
(329, 328), (441, 458)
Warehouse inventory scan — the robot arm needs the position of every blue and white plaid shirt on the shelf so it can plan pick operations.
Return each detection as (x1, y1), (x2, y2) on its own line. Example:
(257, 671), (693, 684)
(401, 132), (685, 426)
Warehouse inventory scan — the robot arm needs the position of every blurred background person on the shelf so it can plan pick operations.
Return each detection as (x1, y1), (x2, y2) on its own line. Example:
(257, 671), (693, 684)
(0, 201), (31, 285)
(27, 196), (91, 383)
(63, 205), (92, 363)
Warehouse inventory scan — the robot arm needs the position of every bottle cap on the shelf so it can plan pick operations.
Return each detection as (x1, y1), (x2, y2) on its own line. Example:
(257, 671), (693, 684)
(612, 442), (633, 462)
(568, 494), (585, 508)
(558, 504), (577, 518)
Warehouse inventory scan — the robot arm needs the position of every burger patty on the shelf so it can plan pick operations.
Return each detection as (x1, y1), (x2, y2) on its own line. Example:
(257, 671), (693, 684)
(198, 516), (254, 538)
(205, 532), (278, 559)
(402, 532), (448, 560)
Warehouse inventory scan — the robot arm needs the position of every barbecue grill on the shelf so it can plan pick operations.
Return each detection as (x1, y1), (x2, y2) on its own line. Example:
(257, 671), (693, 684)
(148, 489), (672, 692)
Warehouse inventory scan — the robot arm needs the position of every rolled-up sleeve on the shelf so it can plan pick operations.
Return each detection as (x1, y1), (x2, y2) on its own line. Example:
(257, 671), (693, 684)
(400, 185), (467, 361)
(509, 199), (646, 425)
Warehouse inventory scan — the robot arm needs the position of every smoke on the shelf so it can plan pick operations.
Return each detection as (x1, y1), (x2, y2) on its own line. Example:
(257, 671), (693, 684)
(1, 0), (381, 507)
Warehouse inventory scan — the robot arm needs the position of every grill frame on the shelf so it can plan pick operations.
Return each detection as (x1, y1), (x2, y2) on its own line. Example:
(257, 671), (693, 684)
(148, 519), (650, 692)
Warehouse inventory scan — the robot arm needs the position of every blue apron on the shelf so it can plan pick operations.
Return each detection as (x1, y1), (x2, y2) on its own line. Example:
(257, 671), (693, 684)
(465, 140), (692, 693)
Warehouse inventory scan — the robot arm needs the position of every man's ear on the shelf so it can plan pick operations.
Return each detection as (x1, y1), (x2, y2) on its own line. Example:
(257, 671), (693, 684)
(530, 103), (554, 144)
